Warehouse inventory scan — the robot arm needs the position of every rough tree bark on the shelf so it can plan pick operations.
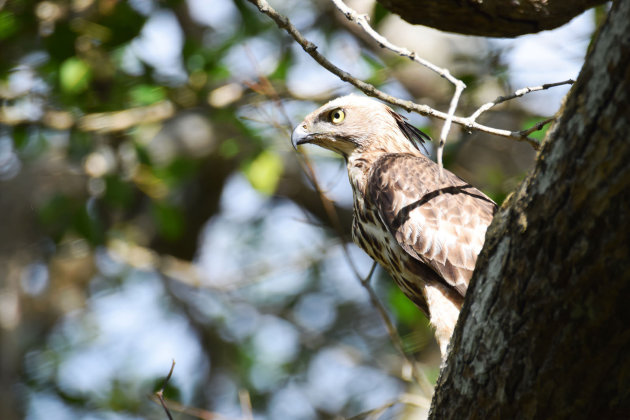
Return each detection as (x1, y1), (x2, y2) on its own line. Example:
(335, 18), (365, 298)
(377, 0), (607, 37)
(431, 0), (630, 418)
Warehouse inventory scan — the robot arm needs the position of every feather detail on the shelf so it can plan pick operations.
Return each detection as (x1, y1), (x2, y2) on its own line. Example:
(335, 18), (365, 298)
(388, 109), (431, 154)
(366, 153), (496, 296)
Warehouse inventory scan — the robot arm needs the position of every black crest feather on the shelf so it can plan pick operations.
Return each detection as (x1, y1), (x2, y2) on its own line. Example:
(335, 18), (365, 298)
(389, 109), (431, 154)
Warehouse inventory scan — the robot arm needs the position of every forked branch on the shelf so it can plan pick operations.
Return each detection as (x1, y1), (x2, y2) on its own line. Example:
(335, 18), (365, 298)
(468, 80), (575, 122)
(247, 0), (574, 156)
(330, 0), (466, 174)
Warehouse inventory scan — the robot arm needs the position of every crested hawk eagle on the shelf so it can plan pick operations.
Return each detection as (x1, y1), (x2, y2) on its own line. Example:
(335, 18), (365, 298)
(292, 95), (496, 356)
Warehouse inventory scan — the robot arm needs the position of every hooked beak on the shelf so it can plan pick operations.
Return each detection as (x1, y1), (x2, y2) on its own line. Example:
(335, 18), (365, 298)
(291, 124), (311, 150)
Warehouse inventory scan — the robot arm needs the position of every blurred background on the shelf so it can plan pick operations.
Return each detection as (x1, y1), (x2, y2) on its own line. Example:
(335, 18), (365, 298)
(0, 0), (599, 419)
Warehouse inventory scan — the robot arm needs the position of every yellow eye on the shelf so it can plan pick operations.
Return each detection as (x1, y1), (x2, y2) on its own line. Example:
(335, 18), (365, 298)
(329, 108), (345, 124)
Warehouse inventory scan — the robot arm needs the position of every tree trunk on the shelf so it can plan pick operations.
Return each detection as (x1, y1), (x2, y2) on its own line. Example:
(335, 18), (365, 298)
(377, 0), (606, 37)
(431, 0), (630, 418)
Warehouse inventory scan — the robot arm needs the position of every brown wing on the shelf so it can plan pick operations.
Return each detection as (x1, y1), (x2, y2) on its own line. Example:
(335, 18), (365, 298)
(367, 153), (496, 296)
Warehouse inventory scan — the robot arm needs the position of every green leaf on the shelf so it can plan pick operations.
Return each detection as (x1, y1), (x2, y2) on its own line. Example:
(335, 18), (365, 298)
(186, 54), (205, 72)
(37, 194), (76, 242)
(151, 201), (185, 241)
(220, 138), (240, 158)
(371, 3), (389, 28)
(208, 64), (231, 82)
(103, 176), (135, 209)
(67, 130), (93, 162)
(60, 57), (92, 94)
(388, 284), (426, 326)
(268, 50), (293, 81)
(44, 23), (76, 61)
(0, 11), (18, 40)
(425, 366), (441, 385)
(243, 150), (283, 195)
(522, 117), (551, 141)
(98, 1), (146, 47)
(128, 84), (166, 106)
(74, 205), (104, 245)
(155, 157), (202, 186)
(150, 376), (181, 401)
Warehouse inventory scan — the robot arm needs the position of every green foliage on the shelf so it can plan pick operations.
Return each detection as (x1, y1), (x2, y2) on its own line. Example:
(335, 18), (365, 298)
(106, 380), (143, 412)
(388, 284), (425, 327)
(44, 22), (77, 61)
(371, 3), (389, 28)
(425, 366), (441, 385)
(220, 138), (240, 158)
(150, 377), (181, 402)
(12, 126), (48, 159)
(60, 57), (92, 94)
(362, 52), (388, 86)
(37, 194), (78, 243)
(208, 63), (232, 81)
(268, 49), (293, 81)
(97, 2), (145, 47)
(522, 116), (551, 141)
(243, 150), (284, 195)
(0, 10), (18, 40)
(74, 204), (105, 245)
(67, 130), (94, 162)
(151, 201), (185, 241)
(483, 166), (510, 205)
(103, 175), (136, 209)
(37, 194), (104, 244)
(128, 84), (167, 106)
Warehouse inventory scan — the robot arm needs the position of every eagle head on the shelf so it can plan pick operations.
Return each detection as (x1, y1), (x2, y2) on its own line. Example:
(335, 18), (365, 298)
(291, 95), (430, 158)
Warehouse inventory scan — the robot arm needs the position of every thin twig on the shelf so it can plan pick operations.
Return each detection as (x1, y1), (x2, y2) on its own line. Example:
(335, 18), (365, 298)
(150, 395), (241, 420)
(345, 392), (431, 420)
(246, 0), (555, 152)
(517, 117), (556, 137)
(437, 83), (465, 176)
(156, 360), (176, 420)
(238, 389), (254, 420)
(342, 255), (435, 397)
(248, 55), (433, 396)
(329, 0), (466, 173)
(281, 110), (434, 394)
(294, 147), (434, 393)
(330, 0), (462, 86)
(468, 79), (575, 122)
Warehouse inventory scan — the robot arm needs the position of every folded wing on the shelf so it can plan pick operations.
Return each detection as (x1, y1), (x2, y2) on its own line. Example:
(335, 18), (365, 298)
(367, 153), (497, 296)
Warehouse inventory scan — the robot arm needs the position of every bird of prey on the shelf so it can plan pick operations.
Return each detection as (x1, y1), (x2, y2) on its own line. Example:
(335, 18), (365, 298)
(292, 95), (496, 356)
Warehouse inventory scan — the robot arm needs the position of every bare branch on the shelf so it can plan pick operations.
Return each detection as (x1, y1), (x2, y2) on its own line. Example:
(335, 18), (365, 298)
(329, 0), (467, 172)
(468, 79), (575, 122)
(246, 0), (543, 151)
(437, 83), (465, 176)
(156, 360), (176, 420)
(346, 392), (431, 420)
(150, 395), (241, 420)
(518, 117), (556, 137)
(330, 0), (462, 86)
